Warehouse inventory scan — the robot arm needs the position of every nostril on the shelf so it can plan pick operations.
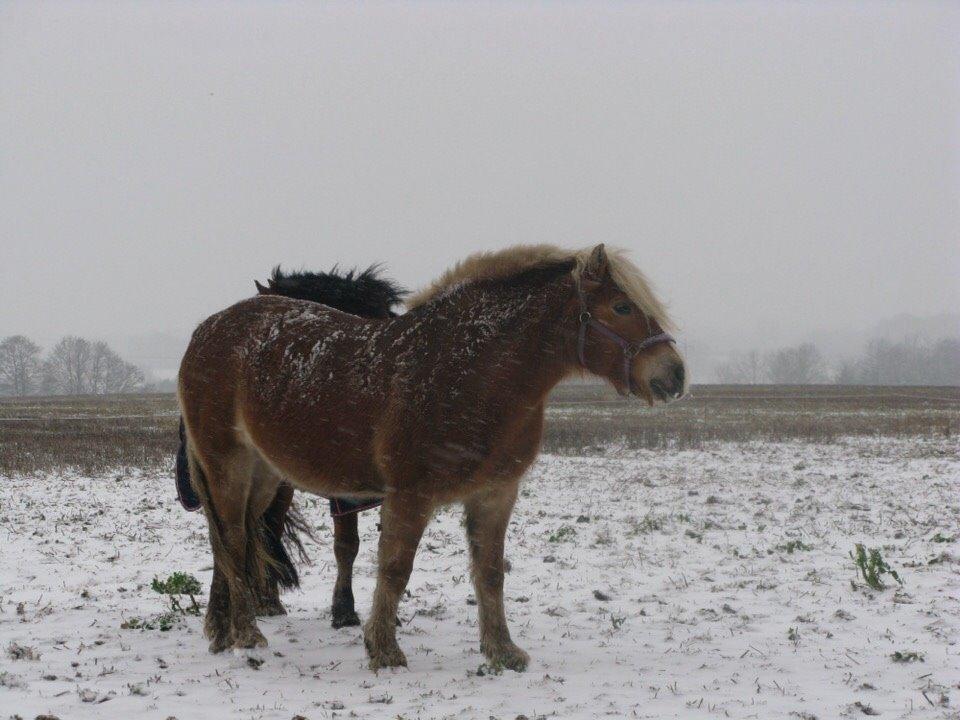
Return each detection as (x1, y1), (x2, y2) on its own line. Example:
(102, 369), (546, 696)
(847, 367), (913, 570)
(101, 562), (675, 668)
(672, 363), (685, 392)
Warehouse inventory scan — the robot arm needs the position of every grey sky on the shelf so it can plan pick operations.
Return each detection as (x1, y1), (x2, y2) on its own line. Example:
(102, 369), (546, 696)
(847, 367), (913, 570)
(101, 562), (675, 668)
(2, 1), (958, 377)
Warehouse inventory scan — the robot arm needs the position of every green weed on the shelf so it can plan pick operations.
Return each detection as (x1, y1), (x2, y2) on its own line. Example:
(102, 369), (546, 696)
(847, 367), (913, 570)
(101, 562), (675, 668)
(548, 526), (577, 543)
(151, 572), (202, 616)
(850, 544), (902, 590)
(121, 571), (203, 632)
(775, 540), (814, 554)
(890, 650), (924, 663)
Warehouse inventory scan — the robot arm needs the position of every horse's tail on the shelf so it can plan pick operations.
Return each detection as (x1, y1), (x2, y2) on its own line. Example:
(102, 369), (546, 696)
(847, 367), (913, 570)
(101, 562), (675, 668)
(260, 489), (317, 590)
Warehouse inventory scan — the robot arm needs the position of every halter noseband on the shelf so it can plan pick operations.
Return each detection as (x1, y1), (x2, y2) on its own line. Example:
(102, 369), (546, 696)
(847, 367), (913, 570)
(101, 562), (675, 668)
(576, 309), (675, 396)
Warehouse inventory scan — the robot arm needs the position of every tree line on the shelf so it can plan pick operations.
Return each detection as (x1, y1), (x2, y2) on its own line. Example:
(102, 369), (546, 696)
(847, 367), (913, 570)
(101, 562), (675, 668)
(0, 335), (145, 397)
(715, 337), (960, 385)
(4, 332), (958, 395)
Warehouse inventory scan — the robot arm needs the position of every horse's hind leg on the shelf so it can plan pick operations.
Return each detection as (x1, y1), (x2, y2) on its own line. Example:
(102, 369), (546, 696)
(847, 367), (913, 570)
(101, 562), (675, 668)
(205, 564), (232, 653)
(192, 448), (267, 652)
(185, 450), (232, 651)
(464, 482), (528, 671)
(331, 511), (361, 628)
(363, 493), (431, 669)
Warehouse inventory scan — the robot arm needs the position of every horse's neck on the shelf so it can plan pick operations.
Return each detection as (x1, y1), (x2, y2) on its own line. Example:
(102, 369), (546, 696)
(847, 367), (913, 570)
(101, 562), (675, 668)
(519, 288), (578, 402)
(436, 277), (576, 404)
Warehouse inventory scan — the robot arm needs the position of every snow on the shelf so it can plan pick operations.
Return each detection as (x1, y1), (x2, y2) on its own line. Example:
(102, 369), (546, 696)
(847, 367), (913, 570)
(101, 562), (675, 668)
(1, 437), (958, 719)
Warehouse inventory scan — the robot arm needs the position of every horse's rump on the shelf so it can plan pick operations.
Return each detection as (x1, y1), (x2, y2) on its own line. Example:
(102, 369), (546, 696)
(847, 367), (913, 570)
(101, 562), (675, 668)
(181, 296), (392, 497)
(175, 264), (401, 514)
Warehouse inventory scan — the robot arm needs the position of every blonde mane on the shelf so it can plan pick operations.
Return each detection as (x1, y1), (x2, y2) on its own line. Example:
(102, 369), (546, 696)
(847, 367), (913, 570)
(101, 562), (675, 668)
(406, 244), (675, 331)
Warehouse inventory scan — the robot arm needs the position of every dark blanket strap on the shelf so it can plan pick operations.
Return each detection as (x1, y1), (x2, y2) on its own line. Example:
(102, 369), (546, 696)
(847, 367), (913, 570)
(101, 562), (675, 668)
(329, 496), (384, 517)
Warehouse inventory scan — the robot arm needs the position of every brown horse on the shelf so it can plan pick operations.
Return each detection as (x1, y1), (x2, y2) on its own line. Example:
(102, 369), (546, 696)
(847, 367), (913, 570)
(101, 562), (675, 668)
(178, 244), (685, 670)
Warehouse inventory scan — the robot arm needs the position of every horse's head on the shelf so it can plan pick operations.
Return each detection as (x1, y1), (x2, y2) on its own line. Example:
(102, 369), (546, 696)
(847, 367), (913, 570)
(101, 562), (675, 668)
(574, 244), (687, 404)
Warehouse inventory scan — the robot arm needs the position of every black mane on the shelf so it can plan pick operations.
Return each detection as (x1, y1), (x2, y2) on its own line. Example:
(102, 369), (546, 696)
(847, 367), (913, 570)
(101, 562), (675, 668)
(257, 265), (406, 319)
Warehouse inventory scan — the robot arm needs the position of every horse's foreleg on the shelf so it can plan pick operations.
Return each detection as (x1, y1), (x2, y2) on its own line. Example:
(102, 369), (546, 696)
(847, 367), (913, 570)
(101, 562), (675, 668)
(464, 481), (528, 671)
(363, 494), (431, 670)
(331, 511), (361, 628)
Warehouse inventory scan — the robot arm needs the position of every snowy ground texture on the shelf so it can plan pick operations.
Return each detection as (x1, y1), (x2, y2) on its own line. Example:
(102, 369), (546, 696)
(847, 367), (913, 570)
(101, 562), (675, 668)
(1, 437), (958, 720)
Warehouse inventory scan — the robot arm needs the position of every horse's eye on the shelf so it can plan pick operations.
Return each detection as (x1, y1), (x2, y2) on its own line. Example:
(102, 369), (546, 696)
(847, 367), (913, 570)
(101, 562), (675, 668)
(613, 302), (632, 316)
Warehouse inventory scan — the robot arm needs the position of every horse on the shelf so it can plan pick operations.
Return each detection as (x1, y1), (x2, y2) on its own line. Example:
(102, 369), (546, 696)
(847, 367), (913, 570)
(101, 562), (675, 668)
(178, 243), (686, 671)
(175, 265), (404, 626)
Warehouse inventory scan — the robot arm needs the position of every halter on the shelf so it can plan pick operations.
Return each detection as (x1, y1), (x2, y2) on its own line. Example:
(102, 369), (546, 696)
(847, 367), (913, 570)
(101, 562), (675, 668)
(576, 300), (675, 396)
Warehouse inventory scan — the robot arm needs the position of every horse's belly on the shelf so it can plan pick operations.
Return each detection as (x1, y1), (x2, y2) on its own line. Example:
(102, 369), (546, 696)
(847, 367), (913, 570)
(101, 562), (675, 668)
(268, 443), (384, 499)
(243, 406), (386, 498)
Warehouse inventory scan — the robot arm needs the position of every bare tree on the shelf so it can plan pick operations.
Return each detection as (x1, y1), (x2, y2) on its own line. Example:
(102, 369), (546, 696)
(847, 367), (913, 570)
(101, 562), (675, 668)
(930, 338), (960, 385)
(43, 336), (93, 395)
(42, 337), (145, 395)
(0, 335), (42, 396)
(715, 349), (766, 383)
(837, 336), (960, 385)
(766, 343), (826, 384)
(90, 341), (144, 393)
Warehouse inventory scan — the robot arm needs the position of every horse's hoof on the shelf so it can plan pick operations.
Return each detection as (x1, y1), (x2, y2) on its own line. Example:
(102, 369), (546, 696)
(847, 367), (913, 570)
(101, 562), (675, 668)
(367, 645), (407, 671)
(483, 642), (529, 672)
(205, 616), (232, 653)
(208, 633), (232, 654)
(331, 610), (361, 628)
(257, 600), (287, 617)
(364, 632), (407, 670)
(233, 626), (268, 650)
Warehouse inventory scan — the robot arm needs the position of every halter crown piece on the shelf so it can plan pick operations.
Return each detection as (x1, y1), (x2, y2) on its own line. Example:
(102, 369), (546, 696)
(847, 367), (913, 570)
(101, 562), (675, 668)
(576, 288), (675, 396)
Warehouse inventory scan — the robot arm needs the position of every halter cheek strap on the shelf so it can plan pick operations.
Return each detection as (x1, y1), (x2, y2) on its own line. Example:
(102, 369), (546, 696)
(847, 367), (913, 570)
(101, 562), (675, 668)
(577, 311), (675, 396)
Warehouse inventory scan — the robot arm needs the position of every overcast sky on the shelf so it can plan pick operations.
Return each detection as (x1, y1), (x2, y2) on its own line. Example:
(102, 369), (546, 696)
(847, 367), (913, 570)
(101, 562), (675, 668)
(1, 1), (958, 376)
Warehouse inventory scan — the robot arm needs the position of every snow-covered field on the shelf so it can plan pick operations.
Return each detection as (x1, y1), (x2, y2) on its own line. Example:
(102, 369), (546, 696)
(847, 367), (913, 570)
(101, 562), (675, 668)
(1, 437), (958, 720)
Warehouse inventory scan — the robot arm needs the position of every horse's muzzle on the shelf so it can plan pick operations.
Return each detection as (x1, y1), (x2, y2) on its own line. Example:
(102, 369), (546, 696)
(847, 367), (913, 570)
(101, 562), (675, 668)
(643, 360), (686, 403)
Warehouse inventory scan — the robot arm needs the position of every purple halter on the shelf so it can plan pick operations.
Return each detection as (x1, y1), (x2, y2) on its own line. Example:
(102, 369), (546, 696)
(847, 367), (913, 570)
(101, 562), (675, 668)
(577, 311), (675, 396)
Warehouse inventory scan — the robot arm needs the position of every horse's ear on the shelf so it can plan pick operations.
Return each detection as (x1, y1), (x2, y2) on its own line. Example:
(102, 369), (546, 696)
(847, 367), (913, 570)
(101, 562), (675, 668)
(583, 243), (609, 280)
(254, 280), (270, 295)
